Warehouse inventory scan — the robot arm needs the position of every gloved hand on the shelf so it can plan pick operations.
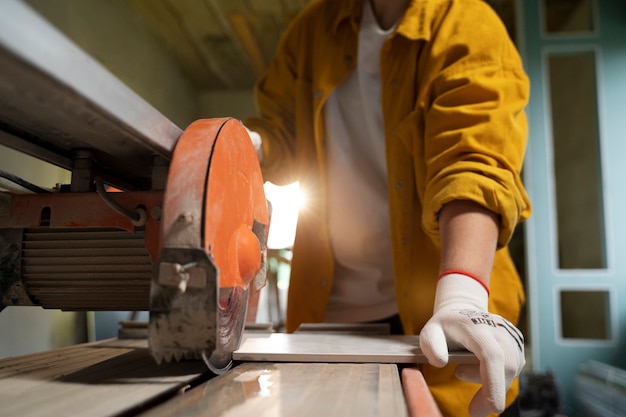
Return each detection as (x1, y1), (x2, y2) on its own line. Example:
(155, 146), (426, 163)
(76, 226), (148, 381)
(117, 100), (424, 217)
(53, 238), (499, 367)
(419, 272), (525, 417)
(243, 125), (263, 162)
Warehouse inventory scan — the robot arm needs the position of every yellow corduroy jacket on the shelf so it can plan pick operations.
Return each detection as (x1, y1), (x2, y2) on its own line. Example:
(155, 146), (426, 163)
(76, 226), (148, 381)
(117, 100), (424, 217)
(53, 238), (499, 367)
(246, 0), (531, 415)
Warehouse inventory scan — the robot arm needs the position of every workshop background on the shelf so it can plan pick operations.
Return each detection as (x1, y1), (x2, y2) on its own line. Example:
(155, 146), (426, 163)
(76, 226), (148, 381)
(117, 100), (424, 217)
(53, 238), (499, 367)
(0, 0), (624, 416)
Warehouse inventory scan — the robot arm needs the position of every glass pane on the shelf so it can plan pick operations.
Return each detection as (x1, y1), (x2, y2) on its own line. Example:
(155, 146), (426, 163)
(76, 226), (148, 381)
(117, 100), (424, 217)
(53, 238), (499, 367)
(560, 290), (610, 340)
(548, 51), (606, 269)
(543, 0), (594, 33)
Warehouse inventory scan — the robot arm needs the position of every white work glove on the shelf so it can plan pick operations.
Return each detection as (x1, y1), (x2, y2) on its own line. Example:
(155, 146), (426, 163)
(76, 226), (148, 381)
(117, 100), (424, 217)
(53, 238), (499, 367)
(244, 125), (263, 163)
(419, 273), (525, 417)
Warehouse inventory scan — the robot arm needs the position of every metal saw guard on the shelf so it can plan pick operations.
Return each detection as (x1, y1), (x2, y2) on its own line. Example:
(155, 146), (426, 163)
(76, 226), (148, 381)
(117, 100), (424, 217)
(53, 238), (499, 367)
(149, 118), (269, 372)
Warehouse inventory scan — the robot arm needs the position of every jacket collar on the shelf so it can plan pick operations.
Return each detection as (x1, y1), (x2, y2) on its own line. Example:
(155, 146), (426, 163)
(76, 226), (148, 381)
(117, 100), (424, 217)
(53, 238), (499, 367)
(396, 0), (433, 41)
(331, 0), (363, 34)
(331, 0), (432, 41)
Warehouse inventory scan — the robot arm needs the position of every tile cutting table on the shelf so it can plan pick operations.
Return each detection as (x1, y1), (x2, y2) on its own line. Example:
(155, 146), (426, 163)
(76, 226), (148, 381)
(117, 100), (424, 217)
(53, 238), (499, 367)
(0, 332), (457, 417)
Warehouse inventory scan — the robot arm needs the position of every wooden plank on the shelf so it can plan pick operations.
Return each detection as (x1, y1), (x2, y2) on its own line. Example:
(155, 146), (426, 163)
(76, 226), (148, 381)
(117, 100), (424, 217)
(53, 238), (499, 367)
(137, 362), (408, 417)
(233, 333), (478, 364)
(0, 338), (209, 417)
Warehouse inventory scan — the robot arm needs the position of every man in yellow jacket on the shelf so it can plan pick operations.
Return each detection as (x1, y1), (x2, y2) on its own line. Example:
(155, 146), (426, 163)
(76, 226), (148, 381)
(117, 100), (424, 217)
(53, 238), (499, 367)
(245, 0), (531, 416)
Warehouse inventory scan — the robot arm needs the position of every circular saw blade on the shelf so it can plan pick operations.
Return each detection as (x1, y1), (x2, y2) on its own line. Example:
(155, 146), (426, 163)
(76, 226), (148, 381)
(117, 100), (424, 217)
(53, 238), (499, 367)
(204, 286), (248, 373)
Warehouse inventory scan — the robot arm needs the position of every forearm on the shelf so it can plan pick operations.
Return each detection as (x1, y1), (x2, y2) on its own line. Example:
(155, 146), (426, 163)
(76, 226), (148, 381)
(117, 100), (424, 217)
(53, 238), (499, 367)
(438, 200), (499, 286)
(423, 200), (524, 417)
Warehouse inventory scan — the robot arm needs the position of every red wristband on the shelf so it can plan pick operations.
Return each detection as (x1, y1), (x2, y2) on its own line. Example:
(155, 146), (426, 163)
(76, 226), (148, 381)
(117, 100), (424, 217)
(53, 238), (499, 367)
(437, 269), (490, 296)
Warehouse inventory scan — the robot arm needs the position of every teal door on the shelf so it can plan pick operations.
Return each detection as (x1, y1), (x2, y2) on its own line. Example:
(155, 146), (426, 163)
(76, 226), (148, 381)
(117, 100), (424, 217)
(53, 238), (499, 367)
(522, 0), (626, 414)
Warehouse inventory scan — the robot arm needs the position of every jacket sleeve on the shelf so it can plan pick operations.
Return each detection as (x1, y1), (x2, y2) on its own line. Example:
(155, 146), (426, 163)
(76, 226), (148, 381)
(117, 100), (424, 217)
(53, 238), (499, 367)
(244, 16), (303, 186)
(420, 0), (531, 248)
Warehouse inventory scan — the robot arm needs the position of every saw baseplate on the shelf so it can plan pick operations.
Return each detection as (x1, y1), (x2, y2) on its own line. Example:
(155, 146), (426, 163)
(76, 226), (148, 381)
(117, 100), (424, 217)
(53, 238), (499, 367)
(149, 118), (269, 373)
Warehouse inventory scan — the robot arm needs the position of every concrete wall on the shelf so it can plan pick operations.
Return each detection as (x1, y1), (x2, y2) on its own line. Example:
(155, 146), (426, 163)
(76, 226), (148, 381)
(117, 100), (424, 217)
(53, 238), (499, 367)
(199, 89), (257, 121)
(23, 0), (200, 128)
(21, 0), (258, 127)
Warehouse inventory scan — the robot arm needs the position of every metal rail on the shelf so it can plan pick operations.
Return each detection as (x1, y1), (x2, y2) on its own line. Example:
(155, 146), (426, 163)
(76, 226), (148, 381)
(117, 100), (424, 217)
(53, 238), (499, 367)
(0, 0), (182, 190)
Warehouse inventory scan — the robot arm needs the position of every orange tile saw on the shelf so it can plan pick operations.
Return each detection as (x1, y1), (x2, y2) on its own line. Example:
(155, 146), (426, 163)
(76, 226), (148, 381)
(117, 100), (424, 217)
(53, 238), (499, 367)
(0, 0), (269, 373)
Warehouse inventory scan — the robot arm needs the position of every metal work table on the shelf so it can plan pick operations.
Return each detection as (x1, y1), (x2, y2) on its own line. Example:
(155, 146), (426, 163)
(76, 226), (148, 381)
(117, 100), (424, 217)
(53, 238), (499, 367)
(0, 336), (445, 417)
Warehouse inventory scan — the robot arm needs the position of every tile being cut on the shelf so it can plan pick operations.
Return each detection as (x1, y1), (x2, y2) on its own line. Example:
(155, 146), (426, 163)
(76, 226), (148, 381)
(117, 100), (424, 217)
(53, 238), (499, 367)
(137, 362), (410, 417)
(233, 333), (478, 364)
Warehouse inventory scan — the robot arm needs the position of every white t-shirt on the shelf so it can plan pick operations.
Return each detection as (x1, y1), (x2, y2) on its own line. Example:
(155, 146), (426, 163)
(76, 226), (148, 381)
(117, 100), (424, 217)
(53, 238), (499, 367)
(324, 0), (398, 323)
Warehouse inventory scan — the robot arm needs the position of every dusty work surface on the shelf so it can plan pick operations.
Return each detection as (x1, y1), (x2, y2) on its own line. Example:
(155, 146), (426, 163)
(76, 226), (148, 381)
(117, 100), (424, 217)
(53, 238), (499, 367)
(0, 338), (208, 417)
(234, 333), (478, 364)
(137, 362), (409, 417)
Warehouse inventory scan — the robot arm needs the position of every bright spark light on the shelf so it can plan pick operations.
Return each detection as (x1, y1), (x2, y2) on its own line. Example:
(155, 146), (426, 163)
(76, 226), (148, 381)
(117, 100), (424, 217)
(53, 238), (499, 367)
(263, 181), (305, 249)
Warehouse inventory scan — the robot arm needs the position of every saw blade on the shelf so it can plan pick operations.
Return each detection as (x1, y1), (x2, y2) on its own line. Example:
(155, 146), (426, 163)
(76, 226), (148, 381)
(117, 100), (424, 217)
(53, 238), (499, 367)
(203, 286), (249, 373)
(149, 118), (269, 372)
